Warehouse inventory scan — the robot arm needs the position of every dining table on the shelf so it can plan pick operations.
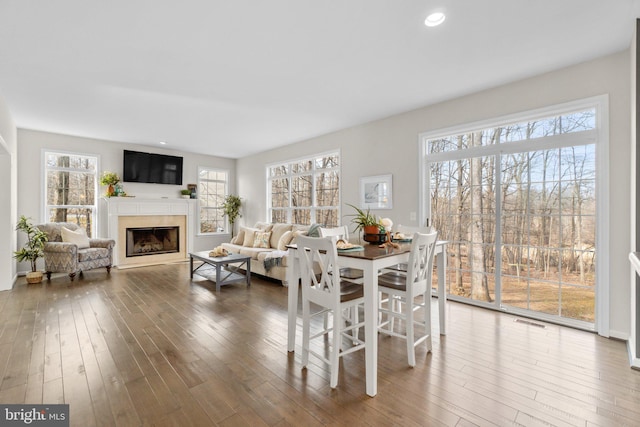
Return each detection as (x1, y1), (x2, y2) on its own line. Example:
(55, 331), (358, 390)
(286, 239), (448, 397)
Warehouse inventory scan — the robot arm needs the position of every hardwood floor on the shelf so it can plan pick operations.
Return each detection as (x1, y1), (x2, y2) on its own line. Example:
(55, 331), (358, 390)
(1, 263), (638, 426)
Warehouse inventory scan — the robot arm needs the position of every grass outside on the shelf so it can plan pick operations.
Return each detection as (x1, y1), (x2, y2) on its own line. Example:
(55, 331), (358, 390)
(436, 268), (595, 323)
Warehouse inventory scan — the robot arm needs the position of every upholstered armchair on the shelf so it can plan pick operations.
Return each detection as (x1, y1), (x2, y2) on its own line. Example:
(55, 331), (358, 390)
(36, 222), (115, 281)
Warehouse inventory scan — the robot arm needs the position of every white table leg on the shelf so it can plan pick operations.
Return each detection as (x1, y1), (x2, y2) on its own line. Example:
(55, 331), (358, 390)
(437, 244), (447, 335)
(287, 251), (299, 352)
(363, 265), (378, 397)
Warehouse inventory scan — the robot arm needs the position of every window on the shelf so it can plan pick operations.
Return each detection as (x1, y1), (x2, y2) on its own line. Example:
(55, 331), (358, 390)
(268, 152), (340, 226)
(198, 168), (228, 233)
(44, 151), (98, 237)
(421, 97), (608, 331)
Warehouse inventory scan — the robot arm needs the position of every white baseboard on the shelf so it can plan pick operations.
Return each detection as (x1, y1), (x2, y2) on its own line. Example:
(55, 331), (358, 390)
(628, 341), (640, 369)
(609, 329), (630, 340)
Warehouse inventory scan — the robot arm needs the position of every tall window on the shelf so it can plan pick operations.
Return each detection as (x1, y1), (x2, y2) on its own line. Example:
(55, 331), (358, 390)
(421, 98), (607, 330)
(268, 152), (340, 226)
(44, 151), (98, 237)
(198, 168), (228, 233)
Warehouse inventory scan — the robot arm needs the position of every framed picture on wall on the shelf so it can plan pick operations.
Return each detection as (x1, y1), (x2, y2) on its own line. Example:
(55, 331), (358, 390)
(359, 174), (393, 210)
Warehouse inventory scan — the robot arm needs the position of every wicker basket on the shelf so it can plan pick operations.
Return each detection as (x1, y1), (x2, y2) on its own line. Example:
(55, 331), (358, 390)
(25, 271), (43, 284)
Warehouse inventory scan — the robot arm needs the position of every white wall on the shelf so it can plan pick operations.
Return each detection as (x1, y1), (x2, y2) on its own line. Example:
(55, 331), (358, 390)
(0, 92), (17, 291)
(16, 129), (236, 273)
(237, 50), (632, 338)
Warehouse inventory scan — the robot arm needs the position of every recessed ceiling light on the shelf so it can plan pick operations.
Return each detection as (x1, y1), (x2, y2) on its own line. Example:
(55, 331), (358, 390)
(425, 12), (446, 27)
(159, 141), (167, 145)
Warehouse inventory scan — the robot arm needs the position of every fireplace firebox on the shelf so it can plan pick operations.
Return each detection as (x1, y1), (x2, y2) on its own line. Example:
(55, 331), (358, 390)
(126, 226), (179, 257)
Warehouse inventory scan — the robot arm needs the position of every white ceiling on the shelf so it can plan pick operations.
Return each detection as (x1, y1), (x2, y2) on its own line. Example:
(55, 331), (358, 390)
(1, 0), (640, 158)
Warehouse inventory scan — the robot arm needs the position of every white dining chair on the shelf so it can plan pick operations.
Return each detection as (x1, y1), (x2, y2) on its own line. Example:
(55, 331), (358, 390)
(319, 226), (364, 282)
(377, 231), (438, 367)
(297, 235), (366, 388)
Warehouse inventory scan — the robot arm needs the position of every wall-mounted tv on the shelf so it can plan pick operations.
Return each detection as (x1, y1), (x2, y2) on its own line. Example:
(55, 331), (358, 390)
(123, 150), (183, 185)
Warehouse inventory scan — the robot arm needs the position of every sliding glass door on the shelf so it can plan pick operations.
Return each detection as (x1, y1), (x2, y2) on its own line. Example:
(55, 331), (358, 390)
(422, 100), (604, 329)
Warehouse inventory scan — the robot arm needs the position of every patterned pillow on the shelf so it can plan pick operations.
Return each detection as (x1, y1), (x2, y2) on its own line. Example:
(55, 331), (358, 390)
(253, 231), (272, 249)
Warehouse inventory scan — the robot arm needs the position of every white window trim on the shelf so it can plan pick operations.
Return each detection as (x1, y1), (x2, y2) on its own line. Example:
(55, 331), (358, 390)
(41, 148), (100, 233)
(418, 95), (610, 336)
(266, 150), (341, 224)
(197, 166), (229, 235)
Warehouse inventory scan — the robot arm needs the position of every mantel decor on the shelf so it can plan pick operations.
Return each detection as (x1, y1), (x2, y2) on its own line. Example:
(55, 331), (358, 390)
(360, 174), (393, 210)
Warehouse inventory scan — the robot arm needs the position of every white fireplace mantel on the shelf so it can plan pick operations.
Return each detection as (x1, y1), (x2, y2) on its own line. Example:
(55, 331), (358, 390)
(99, 197), (196, 267)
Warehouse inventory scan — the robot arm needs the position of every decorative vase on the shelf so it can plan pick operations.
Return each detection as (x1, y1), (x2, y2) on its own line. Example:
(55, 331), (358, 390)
(107, 184), (115, 197)
(26, 271), (43, 284)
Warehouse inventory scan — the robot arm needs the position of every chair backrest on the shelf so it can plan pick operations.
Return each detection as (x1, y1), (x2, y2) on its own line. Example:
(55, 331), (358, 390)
(296, 235), (341, 308)
(36, 222), (80, 242)
(405, 231), (438, 295)
(319, 225), (349, 241)
(396, 224), (431, 236)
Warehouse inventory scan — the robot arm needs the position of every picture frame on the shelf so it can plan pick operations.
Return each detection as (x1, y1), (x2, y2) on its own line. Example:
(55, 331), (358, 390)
(359, 174), (393, 210)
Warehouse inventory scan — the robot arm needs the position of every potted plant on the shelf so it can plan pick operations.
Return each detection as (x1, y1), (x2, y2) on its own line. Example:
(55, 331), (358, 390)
(13, 215), (48, 284)
(100, 171), (120, 197)
(180, 189), (192, 199)
(347, 203), (385, 244)
(222, 194), (242, 238)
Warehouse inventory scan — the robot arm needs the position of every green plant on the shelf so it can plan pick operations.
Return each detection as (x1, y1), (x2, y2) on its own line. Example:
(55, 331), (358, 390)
(222, 195), (242, 237)
(100, 171), (120, 186)
(181, 189), (192, 195)
(13, 215), (48, 272)
(346, 203), (381, 233)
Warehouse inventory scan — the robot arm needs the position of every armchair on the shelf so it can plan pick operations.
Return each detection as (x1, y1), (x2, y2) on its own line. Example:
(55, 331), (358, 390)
(37, 222), (115, 281)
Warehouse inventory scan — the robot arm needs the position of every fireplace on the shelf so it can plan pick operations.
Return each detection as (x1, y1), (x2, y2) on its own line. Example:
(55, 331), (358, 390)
(126, 226), (179, 257)
(100, 197), (196, 268)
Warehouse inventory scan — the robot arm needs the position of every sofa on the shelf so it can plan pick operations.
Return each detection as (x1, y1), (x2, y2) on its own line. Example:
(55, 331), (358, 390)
(221, 222), (319, 286)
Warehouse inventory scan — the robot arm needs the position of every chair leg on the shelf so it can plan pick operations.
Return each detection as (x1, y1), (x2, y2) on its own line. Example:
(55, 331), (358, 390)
(106, 266), (112, 274)
(424, 293), (432, 353)
(406, 296), (416, 367)
(301, 297), (310, 368)
(46, 272), (51, 280)
(69, 273), (76, 281)
(330, 309), (341, 388)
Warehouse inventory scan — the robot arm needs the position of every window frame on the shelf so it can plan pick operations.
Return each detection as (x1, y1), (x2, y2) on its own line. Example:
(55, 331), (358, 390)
(42, 149), (99, 236)
(197, 166), (229, 235)
(418, 95), (609, 335)
(266, 150), (341, 225)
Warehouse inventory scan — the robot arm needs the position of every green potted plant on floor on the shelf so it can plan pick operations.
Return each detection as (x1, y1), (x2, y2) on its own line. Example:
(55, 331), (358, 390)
(222, 194), (242, 238)
(14, 215), (48, 284)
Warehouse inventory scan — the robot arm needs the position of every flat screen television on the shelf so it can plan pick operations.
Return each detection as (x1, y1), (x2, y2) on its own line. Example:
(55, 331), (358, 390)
(123, 150), (183, 185)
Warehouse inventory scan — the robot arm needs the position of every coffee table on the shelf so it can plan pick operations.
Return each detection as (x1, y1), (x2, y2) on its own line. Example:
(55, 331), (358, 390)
(189, 251), (251, 291)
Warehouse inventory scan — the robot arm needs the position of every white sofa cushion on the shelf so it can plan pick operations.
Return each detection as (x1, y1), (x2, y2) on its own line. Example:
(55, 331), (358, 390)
(242, 227), (260, 247)
(277, 230), (294, 251)
(269, 223), (293, 248)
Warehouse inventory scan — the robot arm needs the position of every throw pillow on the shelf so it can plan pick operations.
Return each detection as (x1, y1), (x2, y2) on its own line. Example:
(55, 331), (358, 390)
(307, 223), (324, 237)
(277, 230), (294, 251)
(61, 226), (90, 249)
(253, 231), (272, 249)
(269, 223), (293, 248)
(290, 230), (307, 245)
(242, 227), (259, 247)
